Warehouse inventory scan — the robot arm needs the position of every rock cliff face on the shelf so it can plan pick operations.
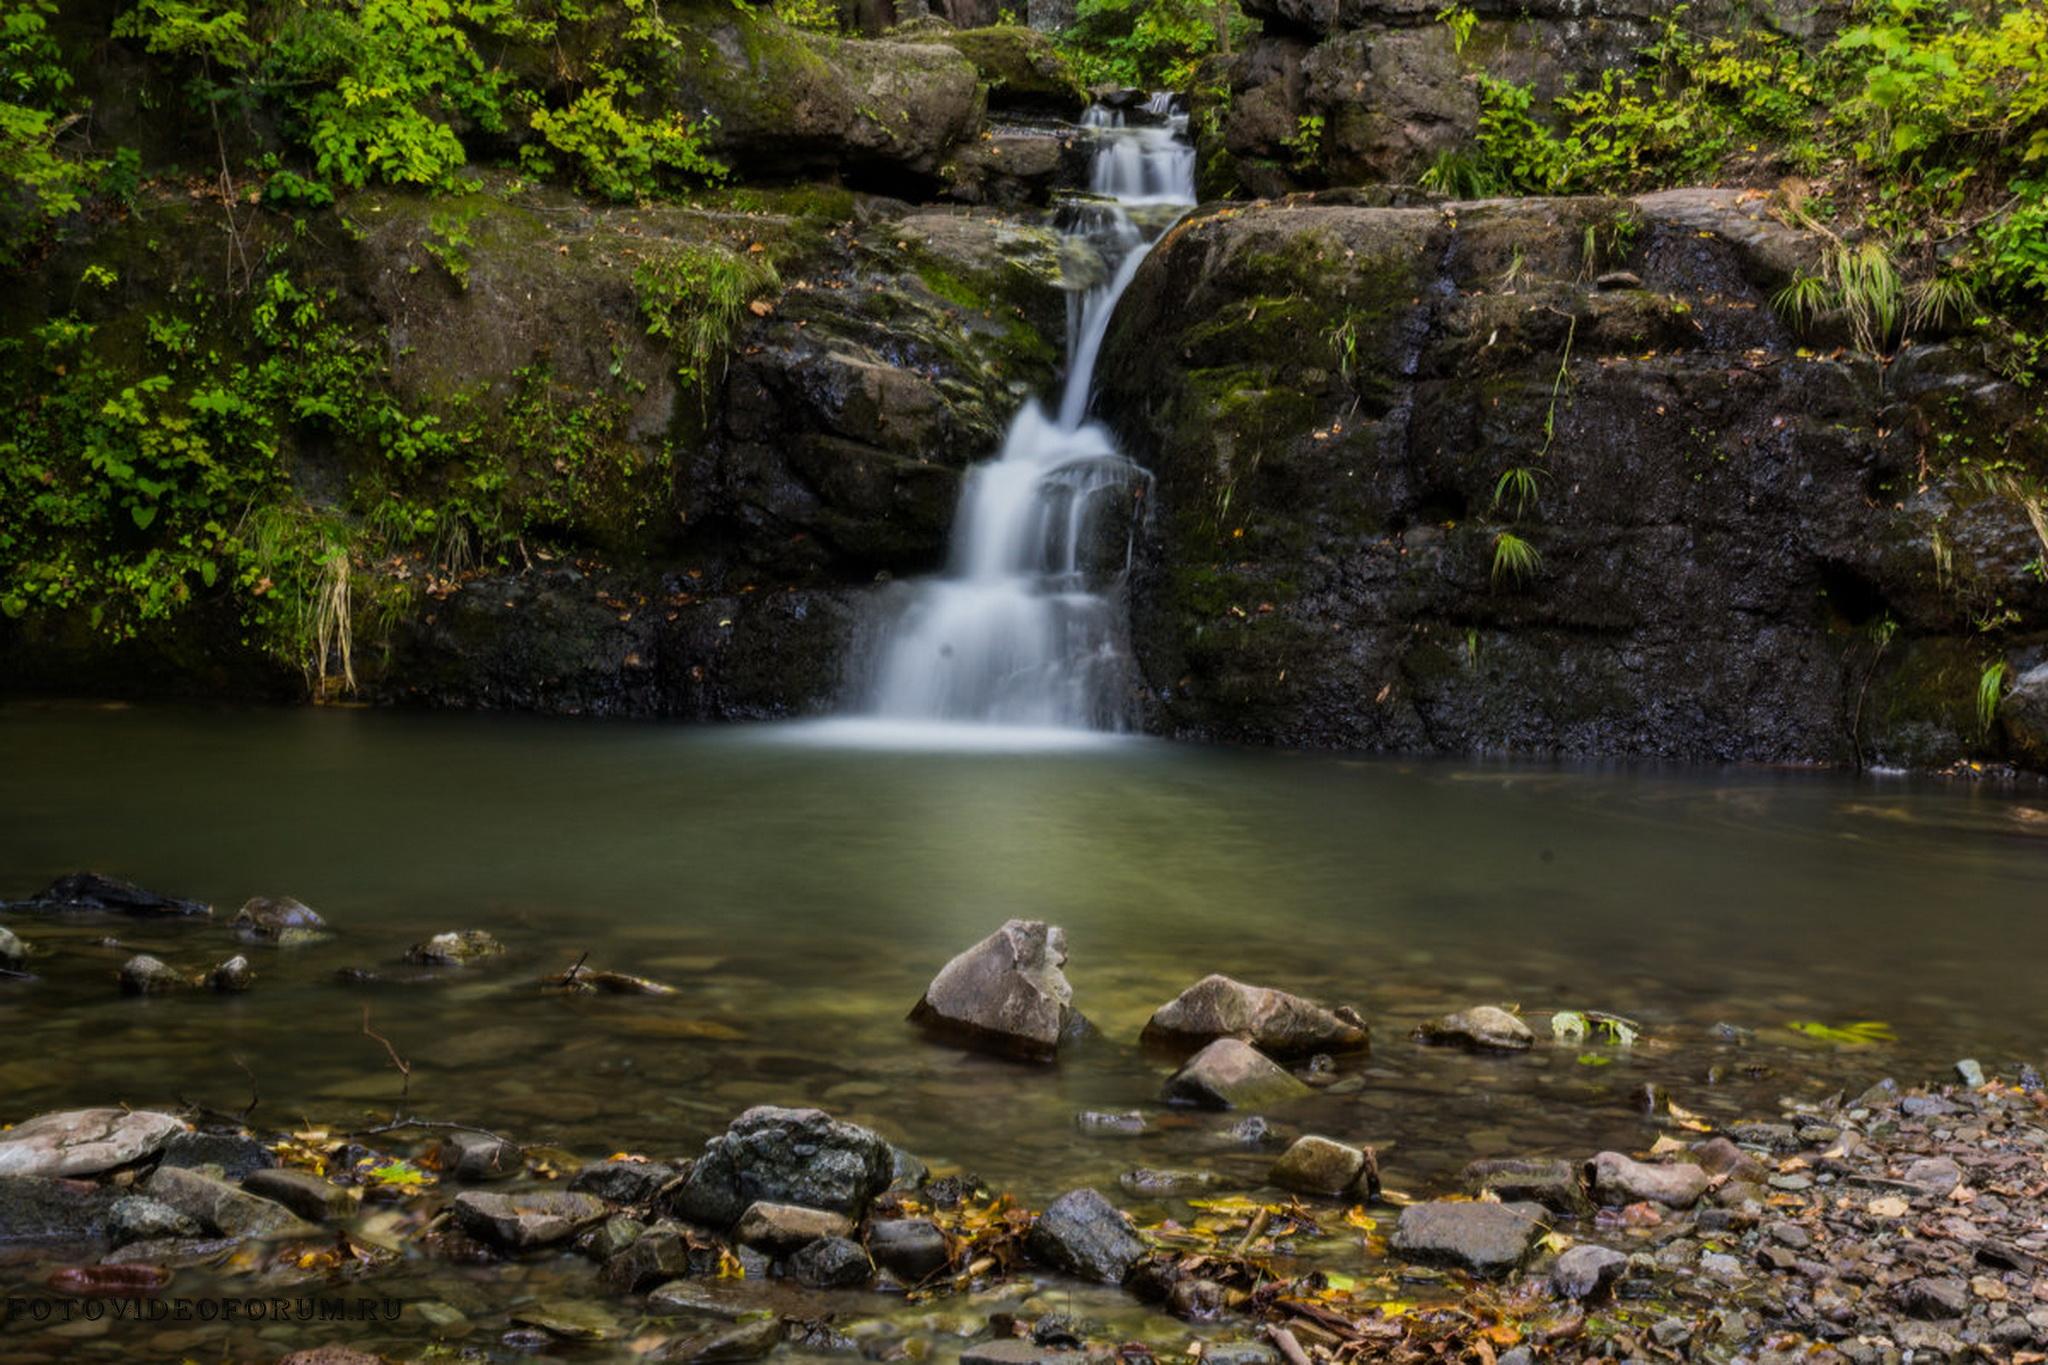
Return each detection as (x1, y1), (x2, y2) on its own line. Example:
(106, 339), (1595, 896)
(1095, 190), (2048, 766)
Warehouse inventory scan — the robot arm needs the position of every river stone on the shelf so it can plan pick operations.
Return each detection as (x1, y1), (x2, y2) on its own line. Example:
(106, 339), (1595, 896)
(1390, 1200), (1544, 1275)
(275, 1350), (389, 1365)
(1727, 1121), (1799, 1153)
(734, 1200), (854, 1253)
(1161, 1038), (1311, 1110)
(570, 1157), (677, 1205)
(242, 1168), (355, 1221)
(232, 895), (327, 944)
(1552, 1243), (1629, 1300)
(1462, 1157), (1590, 1215)
(3, 872), (210, 917)
(673, 1106), (895, 1230)
(160, 1131), (277, 1182)
(1416, 1006), (1534, 1051)
(107, 1194), (203, 1245)
(1897, 1275), (1970, 1319)
(454, 1189), (608, 1249)
(869, 1217), (949, 1281)
(407, 929), (506, 965)
(603, 1230), (698, 1292)
(790, 1233), (872, 1288)
(657, 1314), (784, 1363)
(0, 1108), (185, 1177)
(1025, 1188), (1146, 1283)
(119, 953), (188, 994)
(442, 1129), (522, 1182)
(206, 955), (255, 992)
(1590, 1152), (1711, 1209)
(908, 919), (1076, 1062)
(0, 924), (24, 967)
(960, 1344), (1086, 1365)
(144, 1164), (321, 1239)
(0, 1175), (121, 1244)
(1141, 974), (1368, 1058)
(1269, 1136), (1375, 1197)
(1119, 1167), (1226, 1197)
(578, 1213), (645, 1261)
(1903, 1156), (1963, 1196)
(1075, 1110), (1147, 1137)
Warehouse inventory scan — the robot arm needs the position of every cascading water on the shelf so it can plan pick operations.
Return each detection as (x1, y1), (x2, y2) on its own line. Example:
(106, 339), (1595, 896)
(851, 99), (1195, 736)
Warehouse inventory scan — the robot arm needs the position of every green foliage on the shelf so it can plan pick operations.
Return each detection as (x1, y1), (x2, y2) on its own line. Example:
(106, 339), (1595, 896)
(1282, 114), (1324, 174)
(770, 0), (839, 33)
(1435, 4), (1476, 57)
(633, 242), (780, 392)
(526, 87), (725, 201)
(1978, 658), (2008, 736)
(1490, 530), (1540, 587)
(1787, 1019), (1896, 1048)
(0, 0), (108, 263)
(1059, 0), (1247, 89)
(1492, 465), (1542, 517)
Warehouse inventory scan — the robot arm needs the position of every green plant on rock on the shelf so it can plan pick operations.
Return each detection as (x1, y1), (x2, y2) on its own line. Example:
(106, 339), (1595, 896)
(1492, 465), (1542, 518)
(1, 0), (117, 264)
(1282, 114), (1324, 174)
(1060, 0), (1250, 89)
(525, 87), (725, 202)
(1491, 530), (1540, 587)
(633, 242), (780, 395)
(1435, 3), (1476, 56)
(1977, 658), (2009, 738)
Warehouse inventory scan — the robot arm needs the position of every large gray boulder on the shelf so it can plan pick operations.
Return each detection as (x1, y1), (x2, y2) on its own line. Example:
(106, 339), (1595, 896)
(909, 919), (1079, 1062)
(1160, 1039), (1312, 1110)
(673, 1107), (896, 1231)
(1142, 974), (1368, 1057)
(0, 1109), (185, 1178)
(1025, 1188), (1147, 1283)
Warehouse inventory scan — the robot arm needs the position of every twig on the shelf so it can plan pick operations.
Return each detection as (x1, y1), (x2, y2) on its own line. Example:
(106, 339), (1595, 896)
(360, 1007), (412, 1099)
(232, 1053), (260, 1122)
(1264, 1324), (1313, 1365)
(1234, 1206), (1272, 1257)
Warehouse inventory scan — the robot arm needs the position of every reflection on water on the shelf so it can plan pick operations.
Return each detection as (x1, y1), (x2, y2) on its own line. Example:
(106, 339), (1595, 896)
(2, 702), (2046, 1199)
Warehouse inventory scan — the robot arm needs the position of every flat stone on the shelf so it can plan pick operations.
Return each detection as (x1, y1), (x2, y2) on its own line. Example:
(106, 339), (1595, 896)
(733, 1200), (854, 1254)
(275, 1350), (387, 1365)
(1727, 1121), (1799, 1153)
(452, 1188), (607, 1250)
(1416, 1005), (1533, 1051)
(657, 1314), (784, 1363)
(1462, 1157), (1590, 1215)
(1590, 1152), (1711, 1209)
(442, 1129), (522, 1182)
(1140, 974), (1368, 1057)
(241, 1168), (355, 1221)
(0, 1108), (185, 1178)
(1552, 1243), (1628, 1300)
(869, 1217), (948, 1281)
(1026, 1188), (1147, 1283)
(1161, 1038), (1311, 1110)
(908, 919), (1076, 1062)
(510, 1299), (621, 1341)
(961, 1341), (1085, 1365)
(1269, 1136), (1374, 1197)
(672, 1106), (895, 1230)
(160, 1131), (276, 1182)
(570, 1157), (676, 1205)
(143, 1164), (320, 1239)
(1390, 1200), (1543, 1276)
(789, 1233), (872, 1288)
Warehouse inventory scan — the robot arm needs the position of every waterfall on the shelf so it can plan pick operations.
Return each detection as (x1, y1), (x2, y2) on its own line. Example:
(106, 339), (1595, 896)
(850, 100), (1195, 737)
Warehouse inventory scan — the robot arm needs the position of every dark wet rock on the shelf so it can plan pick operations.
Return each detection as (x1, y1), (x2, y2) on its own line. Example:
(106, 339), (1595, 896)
(869, 1217), (949, 1281)
(206, 955), (255, 992)
(1727, 1121), (1800, 1153)
(577, 1214), (645, 1261)
(241, 1168), (355, 1222)
(570, 1157), (678, 1205)
(733, 1199), (853, 1253)
(1162, 1038), (1312, 1110)
(1416, 1006), (1534, 1052)
(1119, 1167), (1227, 1197)
(888, 1144), (928, 1193)
(1140, 974), (1368, 1057)
(1391, 1200), (1544, 1276)
(908, 919), (1077, 1062)
(790, 1233), (873, 1288)
(2, 872), (210, 917)
(442, 1130), (523, 1182)
(0, 1175), (120, 1244)
(657, 1313), (785, 1363)
(160, 1131), (277, 1182)
(1552, 1243), (1628, 1300)
(143, 1164), (321, 1239)
(107, 1194), (203, 1245)
(1590, 1152), (1711, 1208)
(232, 895), (327, 944)
(119, 953), (189, 994)
(406, 929), (506, 966)
(452, 1189), (608, 1250)
(0, 1108), (185, 1178)
(603, 1230), (698, 1292)
(1025, 1188), (1147, 1284)
(674, 1106), (895, 1231)
(1462, 1157), (1590, 1215)
(1075, 1110), (1148, 1138)
(923, 1173), (987, 1208)
(1269, 1136), (1376, 1197)
(1896, 1275), (1969, 1319)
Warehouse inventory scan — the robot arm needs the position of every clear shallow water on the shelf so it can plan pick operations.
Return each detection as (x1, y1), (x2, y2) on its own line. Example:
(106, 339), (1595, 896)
(3, 702), (2047, 1356)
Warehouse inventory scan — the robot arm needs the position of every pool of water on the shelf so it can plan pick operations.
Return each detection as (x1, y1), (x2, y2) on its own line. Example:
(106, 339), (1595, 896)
(2, 701), (2045, 1357)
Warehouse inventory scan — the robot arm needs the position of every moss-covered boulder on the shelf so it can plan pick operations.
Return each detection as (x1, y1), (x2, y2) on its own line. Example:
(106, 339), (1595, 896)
(899, 23), (1086, 113)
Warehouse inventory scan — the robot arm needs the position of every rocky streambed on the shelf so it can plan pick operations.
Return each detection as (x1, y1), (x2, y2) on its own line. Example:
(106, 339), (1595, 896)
(5, 898), (2046, 1364)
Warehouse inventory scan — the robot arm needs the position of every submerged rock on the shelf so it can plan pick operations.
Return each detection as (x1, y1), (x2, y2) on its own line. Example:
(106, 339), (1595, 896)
(1589, 1152), (1711, 1208)
(1074, 1110), (1148, 1138)
(1269, 1136), (1377, 1198)
(868, 1217), (949, 1281)
(241, 1168), (355, 1222)
(452, 1189), (608, 1250)
(1161, 1038), (1311, 1110)
(206, 955), (255, 992)
(1119, 1168), (1226, 1198)
(0, 1108), (185, 1178)
(656, 1314), (784, 1363)
(908, 919), (1078, 1062)
(143, 1165), (321, 1239)
(1416, 1006), (1534, 1051)
(441, 1130), (522, 1182)
(0, 1175), (121, 1244)
(406, 929), (506, 966)
(3, 872), (209, 917)
(733, 1200), (854, 1253)
(160, 1131), (277, 1182)
(232, 895), (327, 944)
(118, 954), (188, 994)
(1390, 1200), (1544, 1276)
(673, 1106), (895, 1231)
(1141, 974), (1368, 1057)
(1025, 1188), (1147, 1283)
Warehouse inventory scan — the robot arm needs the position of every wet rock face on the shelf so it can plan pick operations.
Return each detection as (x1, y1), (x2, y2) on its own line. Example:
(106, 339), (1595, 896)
(1099, 194), (2045, 769)
(1141, 974), (1368, 1057)
(673, 1107), (896, 1231)
(0, 1109), (185, 1179)
(1391, 1200), (1544, 1275)
(1025, 1188), (1148, 1283)
(909, 920), (1078, 1062)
